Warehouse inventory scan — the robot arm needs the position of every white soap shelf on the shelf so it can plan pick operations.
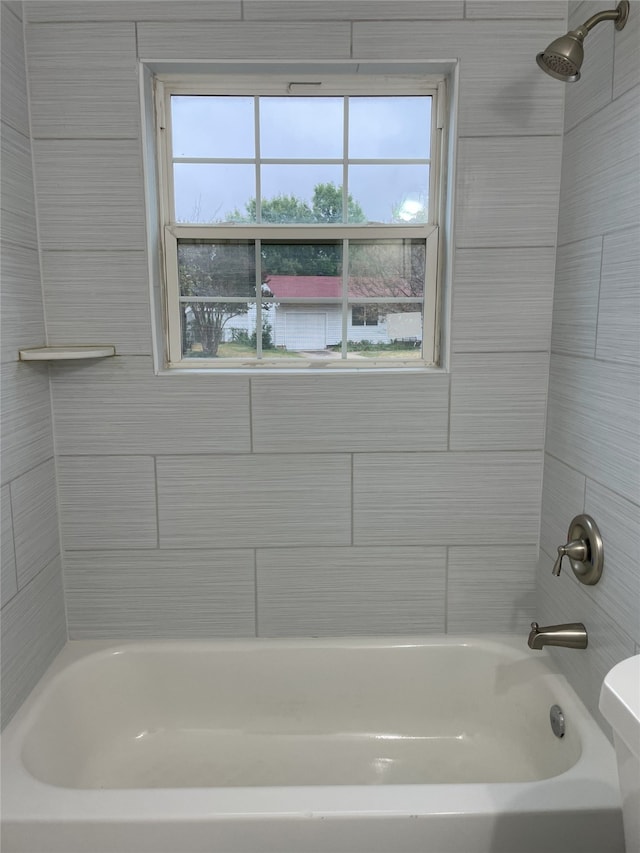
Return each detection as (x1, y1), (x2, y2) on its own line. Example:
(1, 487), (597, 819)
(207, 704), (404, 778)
(18, 345), (116, 361)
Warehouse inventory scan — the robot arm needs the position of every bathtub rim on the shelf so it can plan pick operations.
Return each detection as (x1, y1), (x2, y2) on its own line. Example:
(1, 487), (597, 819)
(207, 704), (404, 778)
(1, 635), (622, 825)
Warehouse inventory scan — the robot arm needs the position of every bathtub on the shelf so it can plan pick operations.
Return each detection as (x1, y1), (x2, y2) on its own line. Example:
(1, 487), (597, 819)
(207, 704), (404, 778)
(1, 636), (624, 853)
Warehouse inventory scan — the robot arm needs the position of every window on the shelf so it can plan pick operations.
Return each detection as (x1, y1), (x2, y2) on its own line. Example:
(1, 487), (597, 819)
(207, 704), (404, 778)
(156, 74), (444, 368)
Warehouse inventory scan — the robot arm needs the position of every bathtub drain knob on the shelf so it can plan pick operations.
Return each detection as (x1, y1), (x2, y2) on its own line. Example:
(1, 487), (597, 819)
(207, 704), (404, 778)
(550, 704), (566, 738)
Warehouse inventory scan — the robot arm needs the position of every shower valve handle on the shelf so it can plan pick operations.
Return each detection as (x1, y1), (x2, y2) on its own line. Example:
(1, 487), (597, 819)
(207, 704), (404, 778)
(552, 540), (588, 576)
(551, 515), (604, 586)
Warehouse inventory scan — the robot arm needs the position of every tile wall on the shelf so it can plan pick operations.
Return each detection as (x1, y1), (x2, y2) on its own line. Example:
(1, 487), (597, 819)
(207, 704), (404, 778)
(16, 0), (568, 644)
(537, 0), (640, 731)
(0, 1), (67, 728)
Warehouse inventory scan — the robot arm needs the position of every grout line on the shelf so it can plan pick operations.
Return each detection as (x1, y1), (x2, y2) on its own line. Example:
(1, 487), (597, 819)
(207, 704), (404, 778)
(443, 546), (449, 633)
(6, 481), (20, 602)
(62, 541), (539, 554)
(0, 552), (62, 612)
(564, 80), (640, 136)
(153, 456), (160, 548)
(53, 448), (546, 459)
(548, 349), (640, 368)
(543, 450), (640, 509)
(254, 549), (259, 637)
(350, 454), (354, 546)
(248, 378), (254, 453)
(592, 235), (605, 360)
(557, 222), (640, 250)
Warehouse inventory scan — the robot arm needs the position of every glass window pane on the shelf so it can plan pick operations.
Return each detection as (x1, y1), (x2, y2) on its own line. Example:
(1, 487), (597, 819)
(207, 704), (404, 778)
(348, 239), (425, 299)
(261, 241), (343, 286)
(178, 240), (256, 298)
(260, 167), (344, 222)
(348, 96), (431, 159)
(260, 97), (343, 159)
(171, 96), (255, 159)
(181, 301), (257, 359)
(174, 164), (256, 223)
(347, 303), (423, 357)
(348, 165), (429, 224)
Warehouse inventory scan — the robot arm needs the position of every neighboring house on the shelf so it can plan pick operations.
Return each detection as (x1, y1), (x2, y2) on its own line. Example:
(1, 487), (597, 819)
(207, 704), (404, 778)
(225, 276), (421, 351)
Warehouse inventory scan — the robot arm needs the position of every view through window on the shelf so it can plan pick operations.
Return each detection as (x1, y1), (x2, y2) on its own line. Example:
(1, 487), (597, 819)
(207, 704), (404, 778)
(158, 76), (443, 367)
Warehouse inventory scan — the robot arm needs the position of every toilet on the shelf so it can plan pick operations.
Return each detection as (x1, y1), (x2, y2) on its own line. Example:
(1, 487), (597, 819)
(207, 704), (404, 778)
(600, 655), (640, 853)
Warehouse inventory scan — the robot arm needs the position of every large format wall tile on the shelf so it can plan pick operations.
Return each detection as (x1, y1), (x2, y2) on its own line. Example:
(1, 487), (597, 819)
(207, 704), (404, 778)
(0, 557), (66, 728)
(257, 546), (446, 637)
(41, 251), (152, 355)
(456, 136), (562, 247)
(539, 453), (586, 563)
(1, 242), (46, 364)
(465, 1), (565, 17)
(251, 373), (449, 453)
(584, 480), (640, 645)
(26, 2), (241, 21)
(596, 227), (640, 366)
(537, 550), (636, 733)
(451, 247), (555, 353)
(244, 2), (464, 19)
(50, 356), (250, 455)
(449, 353), (549, 451)
(158, 454), (351, 548)
(447, 545), (537, 633)
(10, 459), (60, 589)
(1, 3), (29, 137)
(353, 20), (564, 136)
(64, 550), (255, 639)
(613, 0), (640, 98)
(58, 456), (157, 549)
(1, 485), (17, 607)
(0, 123), (37, 249)
(354, 452), (541, 545)
(27, 23), (138, 138)
(550, 238), (602, 358)
(0, 361), (54, 486)
(137, 21), (351, 61)
(546, 354), (640, 504)
(558, 86), (640, 245)
(563, 19), (614, 132)
(32, 140), (146, 249)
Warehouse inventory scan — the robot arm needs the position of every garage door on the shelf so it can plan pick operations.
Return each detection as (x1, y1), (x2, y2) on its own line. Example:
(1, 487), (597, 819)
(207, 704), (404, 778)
(284, 312), (327, 351)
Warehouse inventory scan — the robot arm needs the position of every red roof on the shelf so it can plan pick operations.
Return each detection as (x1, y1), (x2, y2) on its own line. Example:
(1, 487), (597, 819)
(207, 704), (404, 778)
(264, 275), (417, 299)
(263, 276), (342, 298)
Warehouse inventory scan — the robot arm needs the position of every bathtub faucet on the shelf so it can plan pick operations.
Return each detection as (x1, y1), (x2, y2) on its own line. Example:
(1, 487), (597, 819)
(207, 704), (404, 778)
(528, 622), (588, 650)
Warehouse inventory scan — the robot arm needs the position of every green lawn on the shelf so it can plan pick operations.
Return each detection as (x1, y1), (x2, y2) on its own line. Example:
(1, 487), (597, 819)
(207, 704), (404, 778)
(216, 343), (304, 359)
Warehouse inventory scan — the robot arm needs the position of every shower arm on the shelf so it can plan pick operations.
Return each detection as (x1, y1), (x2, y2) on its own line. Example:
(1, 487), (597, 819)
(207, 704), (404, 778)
(575, 4), (629, 39)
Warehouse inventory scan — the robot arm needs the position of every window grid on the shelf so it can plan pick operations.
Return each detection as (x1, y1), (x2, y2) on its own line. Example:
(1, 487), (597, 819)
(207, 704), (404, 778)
(158, 76), (443, 369)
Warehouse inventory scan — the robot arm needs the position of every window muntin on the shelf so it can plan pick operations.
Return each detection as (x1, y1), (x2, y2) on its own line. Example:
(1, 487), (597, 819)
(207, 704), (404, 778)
(159, 76), (443, 368)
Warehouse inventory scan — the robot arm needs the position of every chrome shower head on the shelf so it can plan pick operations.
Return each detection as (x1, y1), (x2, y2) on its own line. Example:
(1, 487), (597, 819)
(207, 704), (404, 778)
(536, 1), (630, 83)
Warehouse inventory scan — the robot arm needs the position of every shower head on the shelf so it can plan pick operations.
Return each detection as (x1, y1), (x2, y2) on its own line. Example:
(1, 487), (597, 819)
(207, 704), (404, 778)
(536, 0), (630, 82)
(536, 31), (585, 81)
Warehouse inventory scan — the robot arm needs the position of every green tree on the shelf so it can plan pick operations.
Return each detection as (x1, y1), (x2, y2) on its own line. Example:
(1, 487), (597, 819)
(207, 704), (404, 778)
(228, 182), (366, 226)
(228, 183), (366, 277)
(178, 241), (255, 357)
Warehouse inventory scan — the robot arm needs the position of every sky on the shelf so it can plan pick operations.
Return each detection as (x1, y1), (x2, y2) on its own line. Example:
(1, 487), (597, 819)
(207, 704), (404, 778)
(171, 95), (432, 224)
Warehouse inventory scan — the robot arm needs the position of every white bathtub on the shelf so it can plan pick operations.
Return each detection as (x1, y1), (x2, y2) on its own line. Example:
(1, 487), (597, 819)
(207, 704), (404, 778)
(1, 637), (624, 853)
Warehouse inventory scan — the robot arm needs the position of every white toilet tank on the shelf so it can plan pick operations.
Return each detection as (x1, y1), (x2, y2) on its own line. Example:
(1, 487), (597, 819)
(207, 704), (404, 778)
(600, 655), (640, 853)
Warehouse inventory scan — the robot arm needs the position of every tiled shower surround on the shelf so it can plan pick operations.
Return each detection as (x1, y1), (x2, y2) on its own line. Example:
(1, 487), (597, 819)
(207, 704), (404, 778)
(537, 0), (639, 728)
(0, 1), (637, 733)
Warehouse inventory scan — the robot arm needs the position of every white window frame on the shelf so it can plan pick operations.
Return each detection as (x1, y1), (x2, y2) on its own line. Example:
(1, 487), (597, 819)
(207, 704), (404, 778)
(155, 73), (445, 370)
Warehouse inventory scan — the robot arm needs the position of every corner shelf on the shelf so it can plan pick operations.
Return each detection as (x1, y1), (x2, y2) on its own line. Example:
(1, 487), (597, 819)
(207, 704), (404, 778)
(18, 345), (116, 361)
